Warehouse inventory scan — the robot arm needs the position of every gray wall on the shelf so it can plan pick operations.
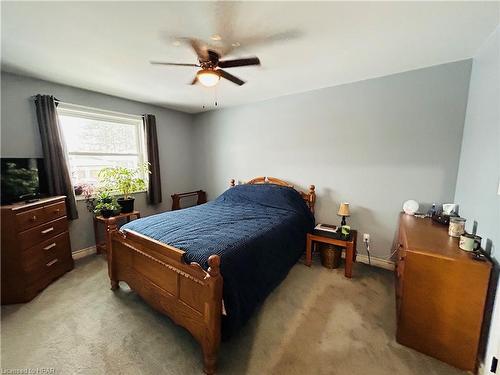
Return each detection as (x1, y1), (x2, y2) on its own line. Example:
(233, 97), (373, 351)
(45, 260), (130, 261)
(1, 60), (474, 261)
(454, 27), (499, 372)
(1, 72), (194, 251)
(192, 60), (472, 259)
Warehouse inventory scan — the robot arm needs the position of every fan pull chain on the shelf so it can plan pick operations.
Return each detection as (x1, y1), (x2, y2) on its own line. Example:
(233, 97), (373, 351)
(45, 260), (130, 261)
(202, 86), (210, 109)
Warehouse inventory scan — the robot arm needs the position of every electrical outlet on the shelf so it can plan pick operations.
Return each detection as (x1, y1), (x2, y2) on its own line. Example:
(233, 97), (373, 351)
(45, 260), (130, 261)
(491, 356), (498, 373)
(363, 233), (370, 243)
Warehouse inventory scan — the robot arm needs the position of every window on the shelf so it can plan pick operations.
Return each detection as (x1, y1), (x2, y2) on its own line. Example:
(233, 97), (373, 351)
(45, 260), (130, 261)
(57, 103), (146, 188)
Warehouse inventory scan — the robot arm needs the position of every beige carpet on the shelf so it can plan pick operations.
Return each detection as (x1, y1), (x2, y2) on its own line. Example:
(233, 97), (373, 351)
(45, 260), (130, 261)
(1, 255), (466, 375)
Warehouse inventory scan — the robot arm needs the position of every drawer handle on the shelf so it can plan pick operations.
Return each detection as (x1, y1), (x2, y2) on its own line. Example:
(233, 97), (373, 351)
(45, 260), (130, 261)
(399, 256), (405, 261)
(31, 215), (37, 221)
(54, 209), (60, 213)
(43, 243), (56, 251)
(46, 258), (58, 267)
(41, 227), (54, 234)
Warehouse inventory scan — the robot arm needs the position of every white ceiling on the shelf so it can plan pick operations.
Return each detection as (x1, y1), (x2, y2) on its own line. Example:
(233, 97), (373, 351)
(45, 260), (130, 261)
(2, 2), (499, 113)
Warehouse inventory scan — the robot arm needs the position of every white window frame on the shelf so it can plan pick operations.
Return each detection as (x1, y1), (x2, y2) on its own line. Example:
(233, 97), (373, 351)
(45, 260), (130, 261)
(56, 102), (147, 196)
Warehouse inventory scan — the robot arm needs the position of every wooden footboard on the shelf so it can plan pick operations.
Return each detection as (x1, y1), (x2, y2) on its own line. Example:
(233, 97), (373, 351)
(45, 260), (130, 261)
(108, 229), (223, 374)
(106, 177), (315, 374)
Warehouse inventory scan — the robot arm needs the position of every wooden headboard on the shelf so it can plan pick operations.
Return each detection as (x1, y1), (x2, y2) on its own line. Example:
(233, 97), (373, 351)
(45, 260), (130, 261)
(229, 176), (316, 214)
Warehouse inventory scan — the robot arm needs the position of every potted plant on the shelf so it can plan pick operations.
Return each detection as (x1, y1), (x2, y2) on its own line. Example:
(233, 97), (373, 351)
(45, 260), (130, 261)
(74, 184), (84, 196)
(93, 191), (121, 218)
(95, 190), (113, 204)
(83, 184), (96, 213)
(94, 202), (120, 218)
(97, 164), (149, 213)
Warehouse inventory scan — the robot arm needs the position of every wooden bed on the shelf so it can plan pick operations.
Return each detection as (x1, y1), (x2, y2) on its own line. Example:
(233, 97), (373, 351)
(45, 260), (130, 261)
(107, 177), (316, 374)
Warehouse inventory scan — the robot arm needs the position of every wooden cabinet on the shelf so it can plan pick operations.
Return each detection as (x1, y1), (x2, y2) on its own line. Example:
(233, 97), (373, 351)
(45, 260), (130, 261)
(395, 214), (491, 372)
(1, 196), (74, 304)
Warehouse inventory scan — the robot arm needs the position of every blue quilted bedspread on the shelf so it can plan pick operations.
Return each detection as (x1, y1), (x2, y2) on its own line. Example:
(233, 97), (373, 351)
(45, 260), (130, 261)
(121, 184), (314, 338)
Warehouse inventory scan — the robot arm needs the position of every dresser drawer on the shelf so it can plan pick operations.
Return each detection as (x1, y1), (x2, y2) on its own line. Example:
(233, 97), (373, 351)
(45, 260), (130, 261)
(15, 207), (46, 232)
(44, 200), (66, 222)
(18, 217), (68, 250)
(23, 232), (71, 272)
(24, 256), (73, 299)
(25, 239), (73, 283)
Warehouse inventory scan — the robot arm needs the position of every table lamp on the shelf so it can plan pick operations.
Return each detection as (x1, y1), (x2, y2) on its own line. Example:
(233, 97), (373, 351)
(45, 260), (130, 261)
(338, 203), (350, 227)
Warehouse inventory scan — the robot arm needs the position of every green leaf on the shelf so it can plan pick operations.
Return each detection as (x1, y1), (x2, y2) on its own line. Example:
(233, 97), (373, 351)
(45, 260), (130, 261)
(95, 163), (149, 199)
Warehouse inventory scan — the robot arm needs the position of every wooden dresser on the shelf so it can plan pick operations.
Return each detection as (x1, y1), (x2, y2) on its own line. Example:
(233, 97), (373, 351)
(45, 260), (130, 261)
(1, 196), (74, 304)
(395, 214), (491, 372)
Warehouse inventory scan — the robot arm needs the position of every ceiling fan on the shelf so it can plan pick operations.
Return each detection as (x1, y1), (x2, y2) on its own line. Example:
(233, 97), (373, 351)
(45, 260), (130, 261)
(150, 38), (261, 87)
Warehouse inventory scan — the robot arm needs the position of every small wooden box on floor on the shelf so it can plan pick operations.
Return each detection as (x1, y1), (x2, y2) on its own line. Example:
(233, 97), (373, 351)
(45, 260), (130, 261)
(395, 214), (491, 372)
(1, 196), (74, 304)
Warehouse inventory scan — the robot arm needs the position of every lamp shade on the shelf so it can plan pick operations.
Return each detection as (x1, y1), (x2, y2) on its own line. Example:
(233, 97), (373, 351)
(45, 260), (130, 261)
(197, 69), (220, 87)
(338, 203), (350, 217)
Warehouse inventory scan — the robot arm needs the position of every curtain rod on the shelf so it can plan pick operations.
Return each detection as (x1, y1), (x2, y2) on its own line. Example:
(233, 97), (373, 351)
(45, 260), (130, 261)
(31, 95), (146, 119)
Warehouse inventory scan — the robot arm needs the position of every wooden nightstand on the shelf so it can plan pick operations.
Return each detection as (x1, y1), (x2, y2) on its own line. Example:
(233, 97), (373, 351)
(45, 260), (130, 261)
(305, 229), (357, 278)
(93, 211), (141, 255)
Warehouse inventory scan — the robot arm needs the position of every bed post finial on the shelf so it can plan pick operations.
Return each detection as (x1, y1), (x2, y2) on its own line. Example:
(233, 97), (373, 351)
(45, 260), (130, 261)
(230, 179), (235, 187)
(207, 255), (221, 277)
(309, 185), (316, 213)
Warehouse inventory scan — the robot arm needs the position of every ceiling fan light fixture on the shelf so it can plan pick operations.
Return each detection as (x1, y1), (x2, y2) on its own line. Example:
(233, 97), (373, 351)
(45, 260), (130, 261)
(197, 69), (220, 87)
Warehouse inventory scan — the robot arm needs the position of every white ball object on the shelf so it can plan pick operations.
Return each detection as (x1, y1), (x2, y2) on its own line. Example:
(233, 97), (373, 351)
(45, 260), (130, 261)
(403, 200), (419, 215)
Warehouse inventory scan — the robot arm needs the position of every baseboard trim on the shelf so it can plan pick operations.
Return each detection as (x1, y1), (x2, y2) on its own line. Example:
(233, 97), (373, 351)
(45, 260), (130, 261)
(72, 245), (97, 260)
(338, 251), (394, 270)
(354, 254), (395, 271)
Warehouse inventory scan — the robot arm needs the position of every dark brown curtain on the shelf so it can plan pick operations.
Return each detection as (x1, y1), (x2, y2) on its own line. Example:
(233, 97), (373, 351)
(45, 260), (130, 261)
(34, 95), (78, 220)
(143, 114), (162, 204)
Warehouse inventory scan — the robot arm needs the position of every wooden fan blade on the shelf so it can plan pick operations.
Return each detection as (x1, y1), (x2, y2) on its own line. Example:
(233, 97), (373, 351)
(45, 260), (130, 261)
(186, 38), (209, 61)
(150, 61), (199, 67)
(218, 69), (245, 86)
(220, 30), (301, 56)
(218, 57), (260, 68)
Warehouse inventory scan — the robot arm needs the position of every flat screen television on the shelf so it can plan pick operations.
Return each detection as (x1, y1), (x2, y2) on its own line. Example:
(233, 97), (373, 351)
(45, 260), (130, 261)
(1, 158), (49, 204)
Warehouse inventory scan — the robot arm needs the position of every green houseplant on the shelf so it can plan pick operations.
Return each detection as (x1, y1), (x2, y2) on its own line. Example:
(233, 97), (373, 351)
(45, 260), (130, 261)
(94, 201), (120, 218)
(93, 190), (120, 218)
(97, 164), (149, 213)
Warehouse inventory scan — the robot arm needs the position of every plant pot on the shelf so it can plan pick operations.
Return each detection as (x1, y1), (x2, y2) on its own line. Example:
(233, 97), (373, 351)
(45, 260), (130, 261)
(74, 185), (83, 196)
(117, 197), (135, 213)
(101, 209), (114, 218)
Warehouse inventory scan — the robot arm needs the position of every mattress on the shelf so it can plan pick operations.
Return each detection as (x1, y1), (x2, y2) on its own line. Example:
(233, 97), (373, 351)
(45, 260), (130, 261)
(121, 183), (314, 338)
